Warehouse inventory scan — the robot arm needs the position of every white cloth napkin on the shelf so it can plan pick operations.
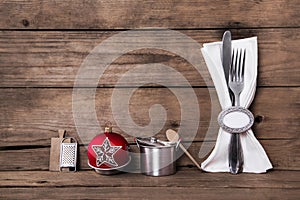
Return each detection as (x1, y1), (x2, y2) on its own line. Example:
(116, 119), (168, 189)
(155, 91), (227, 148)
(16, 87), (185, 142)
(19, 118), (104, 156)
(201, 37), (273, 173)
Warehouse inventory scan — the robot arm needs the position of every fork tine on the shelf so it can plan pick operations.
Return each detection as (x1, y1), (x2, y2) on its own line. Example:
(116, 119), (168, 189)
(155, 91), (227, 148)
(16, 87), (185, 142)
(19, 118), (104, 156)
(230, 49), (234, 82)
(231, 49), (237, 81)
(234, 50), (241, 81)
(236, 49), (240, 81)
(241, 49), (246, 81)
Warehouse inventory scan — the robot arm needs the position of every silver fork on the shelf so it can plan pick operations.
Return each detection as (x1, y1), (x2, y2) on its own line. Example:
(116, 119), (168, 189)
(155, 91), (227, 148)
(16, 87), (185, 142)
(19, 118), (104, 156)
(229, 49), (246, 106)
(228, 49), (246, 174)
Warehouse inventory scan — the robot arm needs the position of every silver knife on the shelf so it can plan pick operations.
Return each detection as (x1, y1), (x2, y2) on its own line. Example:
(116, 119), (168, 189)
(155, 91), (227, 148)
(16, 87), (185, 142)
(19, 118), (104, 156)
(222, 31), (232, 86)
(221, 30), (243, 174)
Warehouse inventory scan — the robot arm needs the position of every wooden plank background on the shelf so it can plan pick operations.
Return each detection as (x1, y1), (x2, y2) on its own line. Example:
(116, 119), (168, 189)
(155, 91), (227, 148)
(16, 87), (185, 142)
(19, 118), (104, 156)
(0, 0), (299, 29)
(0, 170), (300, 199)
(0, 0), (299, 199)
(0, 29), (299, 87)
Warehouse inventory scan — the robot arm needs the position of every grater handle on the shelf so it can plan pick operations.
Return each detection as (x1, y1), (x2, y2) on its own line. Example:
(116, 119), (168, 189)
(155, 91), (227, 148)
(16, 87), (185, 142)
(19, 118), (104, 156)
(58, 129), (66, 139)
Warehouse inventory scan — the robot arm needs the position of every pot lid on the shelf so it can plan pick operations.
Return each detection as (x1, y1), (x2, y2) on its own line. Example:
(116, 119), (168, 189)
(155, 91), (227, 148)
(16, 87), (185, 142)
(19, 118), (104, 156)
(136, 137), (178, 148)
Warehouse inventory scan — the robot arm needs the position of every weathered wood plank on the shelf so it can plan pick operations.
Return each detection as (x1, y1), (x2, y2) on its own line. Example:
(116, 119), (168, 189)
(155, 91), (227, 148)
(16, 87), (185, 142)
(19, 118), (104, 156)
(0, 87), (216, 146)
(0, 170), (299, 188)
(0, 139), (299, 171)
(0, 87), (298, 147)
(1, 187), (299, 200)
(1, 170), (299, 199)
(0, 1), (298, 199)
(0, 29), (299, 87)
(0, 0), (299, 29)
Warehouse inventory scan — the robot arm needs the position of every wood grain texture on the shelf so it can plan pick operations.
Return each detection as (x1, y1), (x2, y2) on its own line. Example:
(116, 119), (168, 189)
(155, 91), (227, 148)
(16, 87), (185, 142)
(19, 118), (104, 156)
(0, 87), (299, 147)
(0, 0), (299, 199)
(1, 138), (299, 171)
(1, 169), (299, 188)
(1, 187), (299, 200)
(0, 170), (299, 199)
(0, 29), (299, 87)
(0, 0), (299, 29)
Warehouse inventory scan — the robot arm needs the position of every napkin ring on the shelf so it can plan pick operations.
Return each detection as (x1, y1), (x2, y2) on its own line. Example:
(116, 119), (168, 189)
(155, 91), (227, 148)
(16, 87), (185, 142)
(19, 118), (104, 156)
(218, 106), (254, 133)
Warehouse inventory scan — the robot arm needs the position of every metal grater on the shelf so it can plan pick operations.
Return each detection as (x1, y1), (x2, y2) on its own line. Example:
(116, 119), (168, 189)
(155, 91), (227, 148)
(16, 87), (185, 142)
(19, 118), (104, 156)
(60, 137), (77, 172)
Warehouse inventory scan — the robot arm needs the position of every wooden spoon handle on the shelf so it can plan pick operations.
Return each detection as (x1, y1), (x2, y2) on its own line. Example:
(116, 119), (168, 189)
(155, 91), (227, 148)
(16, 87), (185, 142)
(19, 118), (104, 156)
(179, 143), (201, 170)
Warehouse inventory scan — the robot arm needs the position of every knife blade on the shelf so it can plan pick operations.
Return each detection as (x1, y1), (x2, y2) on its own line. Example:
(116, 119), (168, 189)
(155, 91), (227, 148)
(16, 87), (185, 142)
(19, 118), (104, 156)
(222, 30), (232, 86)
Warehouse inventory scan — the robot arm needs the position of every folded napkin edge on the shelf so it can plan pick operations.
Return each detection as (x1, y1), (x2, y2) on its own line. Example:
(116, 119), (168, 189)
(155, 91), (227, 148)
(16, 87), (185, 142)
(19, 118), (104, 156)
(202, 36), (257, 48)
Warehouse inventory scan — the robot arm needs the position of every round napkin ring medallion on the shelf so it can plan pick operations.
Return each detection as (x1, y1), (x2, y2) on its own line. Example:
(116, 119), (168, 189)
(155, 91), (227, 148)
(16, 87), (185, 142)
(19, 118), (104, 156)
(218, 106), (254, 133)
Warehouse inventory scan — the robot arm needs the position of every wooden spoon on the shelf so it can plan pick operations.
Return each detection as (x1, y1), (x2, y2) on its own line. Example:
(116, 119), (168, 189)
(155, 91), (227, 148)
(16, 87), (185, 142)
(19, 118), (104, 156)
(166, 129), (201, 170)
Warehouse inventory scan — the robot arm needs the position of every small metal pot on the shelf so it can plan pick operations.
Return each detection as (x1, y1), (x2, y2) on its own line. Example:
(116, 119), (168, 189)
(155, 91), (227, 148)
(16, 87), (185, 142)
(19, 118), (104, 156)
(136, 137), (179, 176)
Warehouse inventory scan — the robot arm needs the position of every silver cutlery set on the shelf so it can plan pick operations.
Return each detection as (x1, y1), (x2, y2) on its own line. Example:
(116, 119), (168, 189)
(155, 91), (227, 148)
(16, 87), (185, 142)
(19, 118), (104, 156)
(222, 31), (247, 174)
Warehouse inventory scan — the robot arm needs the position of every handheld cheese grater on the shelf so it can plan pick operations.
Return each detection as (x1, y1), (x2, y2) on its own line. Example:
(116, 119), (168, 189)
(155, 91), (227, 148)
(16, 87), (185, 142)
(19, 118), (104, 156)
(59, 137), (77, 172)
